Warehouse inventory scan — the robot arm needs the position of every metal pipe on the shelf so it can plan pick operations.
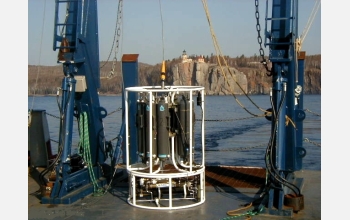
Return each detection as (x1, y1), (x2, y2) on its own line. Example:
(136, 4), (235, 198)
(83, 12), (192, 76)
(125, 91), (129, 168)
(183, 184), (187, 198)
(201, 90), (205, 167)
(145, 185), (153, 200)
(171, 137), (188, 172)
(189, 91), (193, 172)
(148, 91), (153, 173)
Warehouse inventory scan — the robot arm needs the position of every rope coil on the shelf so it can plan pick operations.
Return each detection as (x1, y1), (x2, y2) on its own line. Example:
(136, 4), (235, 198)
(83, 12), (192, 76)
(79, 112), (104, 196)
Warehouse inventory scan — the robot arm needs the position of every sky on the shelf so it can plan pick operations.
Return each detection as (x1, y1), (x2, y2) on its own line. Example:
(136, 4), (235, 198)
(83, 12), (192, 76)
(28, 0), (321, 66)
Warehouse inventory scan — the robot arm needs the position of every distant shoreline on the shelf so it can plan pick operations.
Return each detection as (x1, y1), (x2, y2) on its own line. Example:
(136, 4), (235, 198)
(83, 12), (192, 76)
(28, 94), (123, 97)
(28, 93), (321, 97)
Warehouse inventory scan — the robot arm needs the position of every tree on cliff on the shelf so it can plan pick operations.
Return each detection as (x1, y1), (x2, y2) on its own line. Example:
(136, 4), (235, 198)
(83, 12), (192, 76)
(28, 54), (321, 95)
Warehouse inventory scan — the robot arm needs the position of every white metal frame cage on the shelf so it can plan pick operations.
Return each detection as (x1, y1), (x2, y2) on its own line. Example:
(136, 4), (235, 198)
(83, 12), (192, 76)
(125, 86), (206, 210)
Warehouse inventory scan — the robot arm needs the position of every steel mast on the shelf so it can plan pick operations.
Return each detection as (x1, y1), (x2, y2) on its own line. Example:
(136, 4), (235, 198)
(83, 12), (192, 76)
(260, 0), (306, 216)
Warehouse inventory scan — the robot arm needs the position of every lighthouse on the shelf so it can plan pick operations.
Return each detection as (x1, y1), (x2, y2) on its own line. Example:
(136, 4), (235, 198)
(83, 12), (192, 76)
(181, 50), (192, 63)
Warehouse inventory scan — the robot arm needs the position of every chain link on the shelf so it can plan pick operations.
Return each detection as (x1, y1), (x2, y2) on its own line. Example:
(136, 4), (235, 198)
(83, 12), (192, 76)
(255, 0), (271, 76)
(45, 107), (122, 143)
(45, 108), (320, 149)
(109, 136), (120, 142)
(304, 108), (321, 117)
(203, 137), (321, 153)
(46, 112), (60, 119)
(303, 138), (321, 147)
(46, 107), (122, 120)
(108, 0), (123, 79)
(50, 138), (59, 144)
(107, 107), (122, 116)
(196, 116), (263, 122)
(204, 143), (266, 152)
(100, 0), (123, 79)
(49, 138), (320, 151)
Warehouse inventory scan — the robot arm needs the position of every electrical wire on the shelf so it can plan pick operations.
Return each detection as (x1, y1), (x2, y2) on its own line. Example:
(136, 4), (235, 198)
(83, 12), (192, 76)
(158, 0), (165, 61)
(265, 89), (301, 196)
(38, 86), (73, 186)
(29, 0), (47, 113)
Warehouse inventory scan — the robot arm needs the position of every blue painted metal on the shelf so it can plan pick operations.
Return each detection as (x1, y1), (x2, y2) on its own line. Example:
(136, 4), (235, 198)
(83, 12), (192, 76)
(266, 0), (306, 173)
(112, 120), (125, 167)
(121, 54), (139, 164)
(261, 0), (306, 216)
(42, 0), (107, 204)
(295, 52), (306, 170)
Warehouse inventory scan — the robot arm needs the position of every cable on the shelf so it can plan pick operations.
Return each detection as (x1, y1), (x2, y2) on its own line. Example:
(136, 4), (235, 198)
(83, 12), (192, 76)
(265, 89), (301, 196)
(38, 85), (72, 186)
(104, 139), (123, 194)
(225, 202), (253, 219)
(300, 0), (321, 46)
(29, 0), (47, 111)
(158, 0), (165, 61)
(201, 0), (267, 117)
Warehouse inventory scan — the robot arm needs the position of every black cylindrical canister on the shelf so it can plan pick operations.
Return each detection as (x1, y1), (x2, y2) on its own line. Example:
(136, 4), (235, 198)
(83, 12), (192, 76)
(136, 102), (146, 158)
(145, 102), (157, 158)
(156, 99), (170, 159)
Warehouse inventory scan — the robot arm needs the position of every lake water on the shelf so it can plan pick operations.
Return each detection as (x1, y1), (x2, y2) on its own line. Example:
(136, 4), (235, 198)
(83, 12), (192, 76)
(28, 94), (321, 170)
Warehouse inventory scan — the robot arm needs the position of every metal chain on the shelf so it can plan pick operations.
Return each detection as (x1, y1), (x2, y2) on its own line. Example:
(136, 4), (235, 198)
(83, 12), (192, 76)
(203, 137), (321, 153)
(304, 109), (321, 117)
(109, 136), (120, 142)
(196, 116), (263, 122)
(100, 0), (123, 76)
(46, 112), (60, 119)
(50, 139), (82, 148)
(49, 138), (320, 152)
(45, 108), (320, 149)
(303, 138), (321, 147)
(255, 0), (272, 76)
(48, 110), (262, 122)
(109, 0), (123, 79)
(45, 107), (122, 143)
(97, 162), (105, 178)
(50, 139), (59, 144)
(107, 107), (122, 116)
(46, 107), (122, 120)
(204, 143), (266, 152)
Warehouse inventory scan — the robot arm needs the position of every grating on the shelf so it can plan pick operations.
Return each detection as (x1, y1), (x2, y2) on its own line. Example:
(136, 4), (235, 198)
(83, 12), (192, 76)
(205, 166), (266, 189)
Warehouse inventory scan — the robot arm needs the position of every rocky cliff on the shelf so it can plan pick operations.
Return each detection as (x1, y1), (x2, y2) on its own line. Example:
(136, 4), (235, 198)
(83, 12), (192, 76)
(167, 61), (320, 95)
(169, 62), (248, 95)
(28, 55), (321, 95)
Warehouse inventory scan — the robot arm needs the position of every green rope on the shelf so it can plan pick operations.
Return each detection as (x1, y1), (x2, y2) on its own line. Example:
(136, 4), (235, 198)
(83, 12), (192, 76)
(79, 112), (104, 196)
